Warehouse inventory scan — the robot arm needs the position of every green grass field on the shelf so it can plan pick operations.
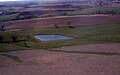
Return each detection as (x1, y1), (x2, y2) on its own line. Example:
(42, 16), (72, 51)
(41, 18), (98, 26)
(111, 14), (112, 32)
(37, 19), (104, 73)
(0, 14), (18, 22)
(0, 23), (120, 52)
(67, 6), (120, 15)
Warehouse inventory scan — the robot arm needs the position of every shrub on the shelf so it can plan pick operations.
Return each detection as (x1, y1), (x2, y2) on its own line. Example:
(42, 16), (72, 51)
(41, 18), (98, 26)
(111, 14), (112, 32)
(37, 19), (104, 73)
(11, 35), (18, 43)
(0, 25), (5, 31)
(0, 35), (4, 43)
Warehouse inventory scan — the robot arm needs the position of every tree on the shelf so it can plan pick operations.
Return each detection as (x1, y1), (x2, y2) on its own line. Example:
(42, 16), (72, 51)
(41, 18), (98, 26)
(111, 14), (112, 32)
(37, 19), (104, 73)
(54, 24), (59, 28)
(24, 42), (30, 48)
(67, 21), (75, 28)
(0, 35), (4, 43)
(96, 0), (104, 6)
(67, 21), (71, 27)
(11, 35), (18, 43)
(0, 25), (5, 31)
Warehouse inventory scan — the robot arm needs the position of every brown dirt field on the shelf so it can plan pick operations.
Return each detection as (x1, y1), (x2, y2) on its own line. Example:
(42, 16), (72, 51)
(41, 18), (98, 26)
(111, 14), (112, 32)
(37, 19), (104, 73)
(0, 43), (120, 75)
(56, 43), (120, 53)
(3, 15), (120, 29)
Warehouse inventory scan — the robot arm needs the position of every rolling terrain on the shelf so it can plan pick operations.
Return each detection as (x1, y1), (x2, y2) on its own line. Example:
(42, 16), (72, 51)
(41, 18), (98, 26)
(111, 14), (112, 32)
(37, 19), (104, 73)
(0, 1), (120, 75)
(1, 15), (120, 30)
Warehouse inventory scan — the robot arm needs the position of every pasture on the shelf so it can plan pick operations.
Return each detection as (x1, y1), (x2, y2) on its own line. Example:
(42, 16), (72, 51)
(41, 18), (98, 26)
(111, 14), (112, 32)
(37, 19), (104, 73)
(0, 1), (120, 75)
(0, 23), (120, 52)
(67, 6), (120, 15)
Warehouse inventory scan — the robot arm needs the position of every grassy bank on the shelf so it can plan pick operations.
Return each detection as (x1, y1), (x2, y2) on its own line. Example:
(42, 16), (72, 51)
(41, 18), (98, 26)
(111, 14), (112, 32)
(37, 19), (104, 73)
(0, 23), (120, 52)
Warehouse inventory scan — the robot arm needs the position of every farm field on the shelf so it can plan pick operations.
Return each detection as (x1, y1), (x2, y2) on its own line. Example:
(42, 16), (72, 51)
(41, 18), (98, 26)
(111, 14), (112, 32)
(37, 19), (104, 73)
(0, 43), (120, 75)
(68, 6), (120, 15)
(0, 4), (120, 22)
(2, 15), (120, 30)
(0, 1), (120, 75)
(0, 14), (19, 22)
(0, 23), (120, 52)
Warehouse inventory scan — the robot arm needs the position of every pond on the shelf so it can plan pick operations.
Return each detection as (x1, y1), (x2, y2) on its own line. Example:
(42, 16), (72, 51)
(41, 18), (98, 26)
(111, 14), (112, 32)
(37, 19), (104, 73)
(34, 34), (74, 41)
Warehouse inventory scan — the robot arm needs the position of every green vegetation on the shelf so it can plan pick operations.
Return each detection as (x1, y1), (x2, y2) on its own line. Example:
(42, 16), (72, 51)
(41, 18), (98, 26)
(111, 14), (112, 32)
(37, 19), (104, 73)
(29, 4), (62, 7)
(68, 6), (120, 15)
(0, 35), (4, 43)
(11, 35), (18, 43)
(0, 6), (120, 22)
(0, 14), (18, 22)
(47, 49), (119, 56)
(0, 23), (120, 52)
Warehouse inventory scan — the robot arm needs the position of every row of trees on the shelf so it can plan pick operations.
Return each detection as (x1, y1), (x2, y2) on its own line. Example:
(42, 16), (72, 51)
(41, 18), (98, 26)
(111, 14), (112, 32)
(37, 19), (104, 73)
(0, 35), (18, 43)
(93, 10), (119, 15)
(0, 25), (5, 31)
(0, 35), (30, 47)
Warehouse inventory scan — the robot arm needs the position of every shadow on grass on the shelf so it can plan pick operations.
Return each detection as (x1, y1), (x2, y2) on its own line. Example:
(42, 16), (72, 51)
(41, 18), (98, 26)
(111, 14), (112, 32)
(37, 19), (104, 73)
(47, 49), (119, 56)
(3, 39), (26, 44)
(0, 54), (22, 63)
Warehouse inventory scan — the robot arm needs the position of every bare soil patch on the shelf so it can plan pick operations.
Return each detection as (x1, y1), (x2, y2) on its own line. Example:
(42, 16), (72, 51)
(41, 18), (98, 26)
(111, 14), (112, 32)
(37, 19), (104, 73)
(0, 43), (120, 75)
(56, 43), (120, 53)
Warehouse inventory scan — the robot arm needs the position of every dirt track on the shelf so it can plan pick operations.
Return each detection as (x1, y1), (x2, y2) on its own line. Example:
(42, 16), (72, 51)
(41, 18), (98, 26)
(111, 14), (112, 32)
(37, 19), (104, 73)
(0, 43), (120, 75)
(3, 15), (120, 29)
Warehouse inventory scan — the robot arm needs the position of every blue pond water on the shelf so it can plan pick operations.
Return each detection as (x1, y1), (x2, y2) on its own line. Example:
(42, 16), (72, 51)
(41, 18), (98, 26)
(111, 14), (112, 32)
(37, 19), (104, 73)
(34, 35), (73, 41)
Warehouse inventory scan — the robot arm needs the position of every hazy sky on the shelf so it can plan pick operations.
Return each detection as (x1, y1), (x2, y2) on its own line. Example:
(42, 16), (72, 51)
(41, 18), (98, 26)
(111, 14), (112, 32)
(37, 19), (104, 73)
(0, 0), (21, 2)
(0, 0), (60, 2)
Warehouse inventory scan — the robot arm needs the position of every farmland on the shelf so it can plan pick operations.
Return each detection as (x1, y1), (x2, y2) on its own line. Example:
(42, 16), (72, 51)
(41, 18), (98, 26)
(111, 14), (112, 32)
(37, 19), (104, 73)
(0, 6), (120, 22)
(0, 23), (120, 52)
(0, 1), (120, 22)
(0, 1), (119, 52)
(0, 1), (120, 75)
(1, 15), (120, 30)
(0, 21), (120, 75)
(0, 14), (19, 22)
(68, 6), (120, 15)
